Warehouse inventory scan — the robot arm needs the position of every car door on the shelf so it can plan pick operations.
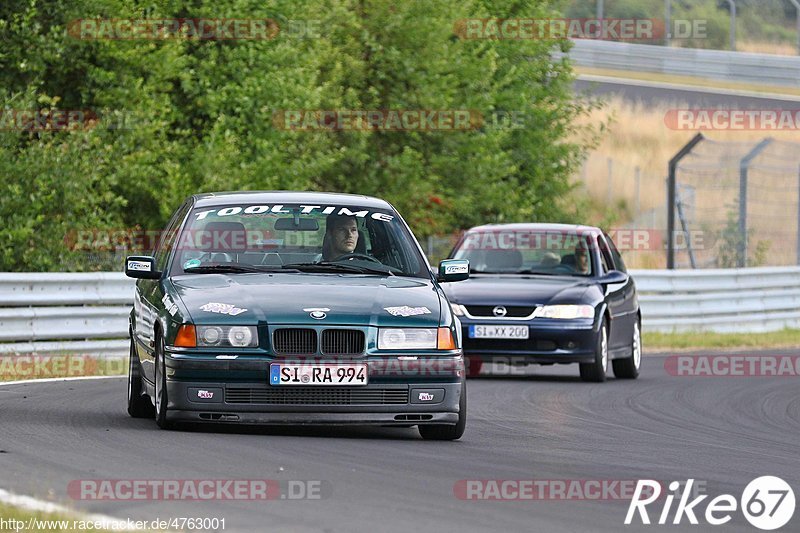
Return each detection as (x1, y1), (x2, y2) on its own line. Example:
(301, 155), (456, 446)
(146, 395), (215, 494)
(135, 201), (190, 383)
(600, 233), (637, 350)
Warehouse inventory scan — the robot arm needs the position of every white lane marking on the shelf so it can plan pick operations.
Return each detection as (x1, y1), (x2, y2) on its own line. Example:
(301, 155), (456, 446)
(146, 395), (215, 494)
(0, 487), (143, 531)
(577, 74), (800, 102)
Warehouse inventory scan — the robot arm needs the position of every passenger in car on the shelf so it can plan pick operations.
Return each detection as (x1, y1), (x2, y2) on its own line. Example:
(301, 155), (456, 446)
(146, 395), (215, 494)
(575, 245), (590, 274)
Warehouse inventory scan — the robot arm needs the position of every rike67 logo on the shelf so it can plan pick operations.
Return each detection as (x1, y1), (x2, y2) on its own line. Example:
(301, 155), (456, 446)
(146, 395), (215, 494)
(626, 477), (795, 530)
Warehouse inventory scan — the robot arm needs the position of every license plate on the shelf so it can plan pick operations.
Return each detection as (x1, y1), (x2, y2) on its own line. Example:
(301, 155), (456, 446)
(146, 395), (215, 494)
(269, 363), (368, 386)
(469, 325), (529, 339)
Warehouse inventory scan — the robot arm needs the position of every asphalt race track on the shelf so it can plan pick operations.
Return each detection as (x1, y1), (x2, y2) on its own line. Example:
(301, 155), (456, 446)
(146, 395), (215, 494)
(1, 351), (798, 533)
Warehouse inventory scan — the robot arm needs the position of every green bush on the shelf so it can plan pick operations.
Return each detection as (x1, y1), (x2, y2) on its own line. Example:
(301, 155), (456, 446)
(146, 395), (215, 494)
(0, 0), (598, 271)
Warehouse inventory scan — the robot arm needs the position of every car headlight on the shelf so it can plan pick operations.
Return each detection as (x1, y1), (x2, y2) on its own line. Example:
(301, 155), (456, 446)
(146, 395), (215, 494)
(534, 305), (594, 319)
(450, 303), (465, 316)
(378, 328), (437, 350)
(196, 325), (258, 347)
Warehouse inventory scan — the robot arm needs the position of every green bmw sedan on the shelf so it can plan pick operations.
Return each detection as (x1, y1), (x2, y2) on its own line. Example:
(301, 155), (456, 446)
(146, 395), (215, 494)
(125, 191), (469, 440)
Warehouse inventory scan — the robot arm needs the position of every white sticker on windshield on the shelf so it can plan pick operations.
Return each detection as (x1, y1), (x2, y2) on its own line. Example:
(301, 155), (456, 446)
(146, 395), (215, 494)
(384, 306), (431, 317)
(199, 302), (248, 316)
(194, 205), (394, 222)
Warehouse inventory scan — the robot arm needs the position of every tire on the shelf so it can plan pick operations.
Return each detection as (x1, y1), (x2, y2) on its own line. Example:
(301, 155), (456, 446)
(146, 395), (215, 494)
(580, 320), (608, 383)
(612, 320), (641, 379)
(419, 382), (466, 441)
(127, 338), (154, 418)
(466, 356), (483, 378)
(154, 334), (173, 429)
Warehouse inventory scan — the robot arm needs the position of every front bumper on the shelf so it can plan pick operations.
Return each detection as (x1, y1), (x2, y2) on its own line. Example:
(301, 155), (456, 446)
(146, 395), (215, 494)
(459, 318), (598, 364)
(161, 350), (464, 425)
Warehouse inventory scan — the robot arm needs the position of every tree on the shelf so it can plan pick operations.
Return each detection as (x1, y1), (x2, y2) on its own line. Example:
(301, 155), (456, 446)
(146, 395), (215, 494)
(0, 0), (595, 270)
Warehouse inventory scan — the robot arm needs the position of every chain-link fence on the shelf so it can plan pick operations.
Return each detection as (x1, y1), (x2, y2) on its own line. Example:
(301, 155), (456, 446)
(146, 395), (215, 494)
(670, 136), (800, 269)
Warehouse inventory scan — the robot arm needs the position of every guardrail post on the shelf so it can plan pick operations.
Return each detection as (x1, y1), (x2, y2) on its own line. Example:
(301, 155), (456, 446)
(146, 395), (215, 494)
(790, 0), (800, 55)
(738, 138), (772, 268)
(667, 133), (704, 269)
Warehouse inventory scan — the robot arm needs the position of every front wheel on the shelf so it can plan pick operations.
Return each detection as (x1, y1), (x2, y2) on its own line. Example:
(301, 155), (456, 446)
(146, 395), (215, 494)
(127, 338), (154, 418)
(154, 334), (173, 429)
(419, 382), (466, 441)
(612, 320), (641, 379)
(580, 320), (608, 383)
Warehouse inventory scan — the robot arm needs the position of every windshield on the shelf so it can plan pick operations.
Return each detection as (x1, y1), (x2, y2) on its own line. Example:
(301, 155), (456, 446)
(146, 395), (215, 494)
(452, 229), (595, 276)
(169, 203), (428, 278)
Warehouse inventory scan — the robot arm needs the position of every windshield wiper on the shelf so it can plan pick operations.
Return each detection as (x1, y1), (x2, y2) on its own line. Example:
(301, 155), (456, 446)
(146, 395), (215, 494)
(516, 268), (586, 276)
(471, 269), (559, 275)
(184, 264), (293, 274)
(282, 261), (395, 276)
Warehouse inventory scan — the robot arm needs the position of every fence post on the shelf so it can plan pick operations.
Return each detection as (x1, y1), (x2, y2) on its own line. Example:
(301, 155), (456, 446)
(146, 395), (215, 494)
(797, 164), (800, 265)
(596, 0), (604, 24)
(738, 138), (772, 268)
(726, 0), (737, 51)
(607, 158), (613, 205)
(634, 166), (641, 216)
(664, 0), (671, 47)
(790, 0), (800, 55)
(667, 133), (704, 269)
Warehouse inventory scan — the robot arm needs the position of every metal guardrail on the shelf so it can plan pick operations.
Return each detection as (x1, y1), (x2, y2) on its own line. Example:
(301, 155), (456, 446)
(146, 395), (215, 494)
(630, 266), (800, 333)
(0, 268), (797, 356)
(560, 40), (800, 88)
(0, 273), (133, 356)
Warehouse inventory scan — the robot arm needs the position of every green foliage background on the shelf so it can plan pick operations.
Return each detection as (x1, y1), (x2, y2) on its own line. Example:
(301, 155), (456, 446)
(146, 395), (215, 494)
(0, 0), (595, 271)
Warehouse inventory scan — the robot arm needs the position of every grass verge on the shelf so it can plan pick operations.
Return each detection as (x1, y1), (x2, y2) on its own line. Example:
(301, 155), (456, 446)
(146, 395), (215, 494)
(575, 66), (800, 98)
(644, 328), (800, 351)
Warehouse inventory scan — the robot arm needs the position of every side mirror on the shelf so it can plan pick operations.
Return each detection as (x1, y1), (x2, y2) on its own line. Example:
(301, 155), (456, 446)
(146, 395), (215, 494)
(438, 259), (469, 282)
(598, 270), (628, 285)
(125, 256), (161, 279)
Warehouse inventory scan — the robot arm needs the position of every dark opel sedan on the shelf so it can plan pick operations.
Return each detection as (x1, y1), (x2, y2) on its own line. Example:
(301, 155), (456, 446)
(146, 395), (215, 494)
(124, 191), (469, 439)
(443, 223), (641, 382)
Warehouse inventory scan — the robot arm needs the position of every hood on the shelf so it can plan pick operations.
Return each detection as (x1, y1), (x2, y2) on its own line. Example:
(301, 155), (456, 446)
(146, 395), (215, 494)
(444, 274), (592, 306)
(170, 273), (442, 327)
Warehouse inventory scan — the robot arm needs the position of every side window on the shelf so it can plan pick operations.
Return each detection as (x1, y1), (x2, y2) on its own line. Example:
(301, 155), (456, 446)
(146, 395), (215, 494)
(154, 202), (191, 272)
(597, 235), (614, 274)
(604, 233), (627, 273)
